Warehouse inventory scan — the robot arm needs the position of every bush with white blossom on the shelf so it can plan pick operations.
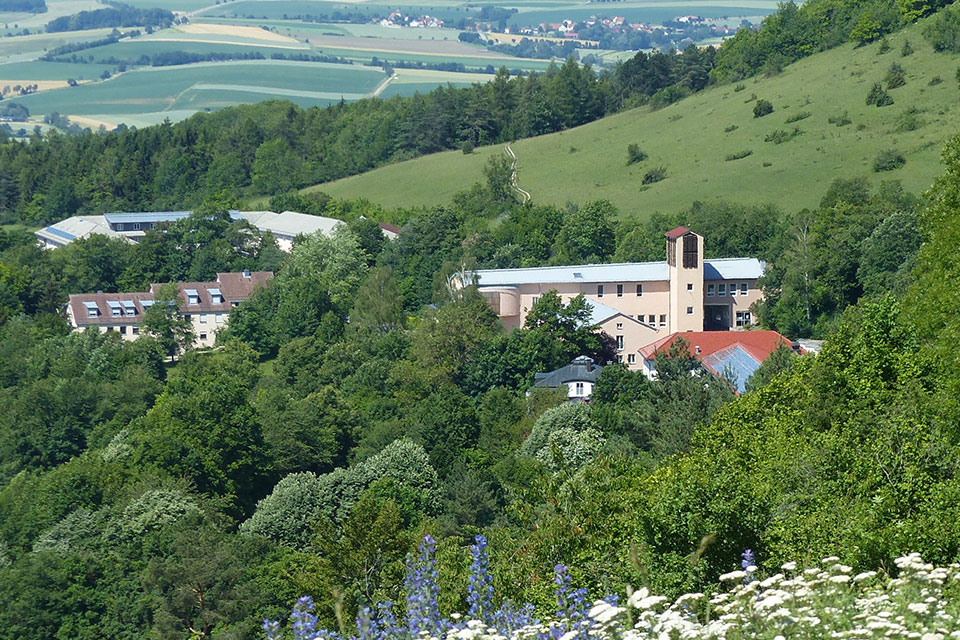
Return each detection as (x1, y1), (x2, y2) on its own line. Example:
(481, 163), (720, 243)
(265, 537), (960, 640)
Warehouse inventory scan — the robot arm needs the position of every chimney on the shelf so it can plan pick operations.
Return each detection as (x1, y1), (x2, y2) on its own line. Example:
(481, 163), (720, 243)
(695, 345), (701, 355)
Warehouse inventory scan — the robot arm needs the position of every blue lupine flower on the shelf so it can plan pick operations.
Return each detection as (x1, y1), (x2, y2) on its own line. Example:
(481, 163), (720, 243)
(291, 595), (319, 640)
(742, 549), (756, 585)
(468, 535), (495, 624)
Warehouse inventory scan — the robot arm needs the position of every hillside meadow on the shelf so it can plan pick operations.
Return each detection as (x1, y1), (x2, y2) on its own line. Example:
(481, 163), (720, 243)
(306, 19), (960, 219)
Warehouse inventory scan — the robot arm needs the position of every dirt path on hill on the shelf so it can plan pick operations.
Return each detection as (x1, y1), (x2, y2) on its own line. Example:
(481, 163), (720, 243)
(504, 143), (530, 203)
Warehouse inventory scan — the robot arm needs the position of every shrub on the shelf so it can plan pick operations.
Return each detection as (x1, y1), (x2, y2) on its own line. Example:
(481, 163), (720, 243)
(866, 82), (894, 107)
(873, 149), (906, 172)
(734, 82), (746, 92)
(957, 66), (960, 86)
(895, 107), (924, 132)
(828, 111), (852, 126)
(461, 140), (474, 154)
(626, 143), (647, 165)
(642, 166), (667, 184)
(753, 99), (773, 118)
(785, 110), (811, 123)
(885, 62), (906, 89)
(724, 124), (739, 132)
(877, 37), (891, 53)
(922, 3), (960, 53)
(764, 127), (803, 144)
(901, 39), (914, 56)
(929, 75), (943, 85)
(724, 149), (753, 161)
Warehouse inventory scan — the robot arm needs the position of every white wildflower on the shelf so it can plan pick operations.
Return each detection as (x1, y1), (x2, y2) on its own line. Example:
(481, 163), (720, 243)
(829, 575), (851, 584)
(853, 571), (878, 582)
(909, 603), (930, 615)
(781, 562), (798, 571)
(719, 570), (747, 583)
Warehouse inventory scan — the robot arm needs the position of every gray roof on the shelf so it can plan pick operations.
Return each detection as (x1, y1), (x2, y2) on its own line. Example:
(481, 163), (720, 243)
(255, 211), (343, 238)
(475, 258), (764, 287)
(102, 211), (193, 224)
(534, 356), (604, 388)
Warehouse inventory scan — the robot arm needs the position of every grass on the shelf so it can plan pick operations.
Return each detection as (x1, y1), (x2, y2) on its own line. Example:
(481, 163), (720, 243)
(299, 18), (960, 220)
(0, 60), (116, 80)
(9, 60), (386, 123)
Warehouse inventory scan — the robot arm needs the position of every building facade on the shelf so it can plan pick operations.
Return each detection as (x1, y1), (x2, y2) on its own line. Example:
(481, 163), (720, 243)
(473, 228), (765, 369)
(66, 271), (272, 348)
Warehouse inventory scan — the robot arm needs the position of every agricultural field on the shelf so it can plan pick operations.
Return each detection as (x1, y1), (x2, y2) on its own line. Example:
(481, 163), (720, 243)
(0, 0), (99, 32)
(300, 20), (960, 219)
(8, 60), (388, 126)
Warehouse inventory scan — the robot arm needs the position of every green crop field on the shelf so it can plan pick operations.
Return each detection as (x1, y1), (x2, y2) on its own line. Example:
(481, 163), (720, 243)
(9, 59), (387, 124)
(0, 0), (100, 31)
(0, 28), (113, 61)
(0, 59), (115, 79)
(57, 37), (312, 61)
(300, 19), (960, 220)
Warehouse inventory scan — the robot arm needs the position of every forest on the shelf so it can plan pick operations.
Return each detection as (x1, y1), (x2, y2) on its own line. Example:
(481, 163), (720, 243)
(45, 3), (174, 32)
(0, 122), (957, 635)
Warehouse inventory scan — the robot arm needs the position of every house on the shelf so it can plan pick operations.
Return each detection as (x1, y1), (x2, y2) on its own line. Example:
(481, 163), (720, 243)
(533, 355), (603, 401)
(637, 330), (792, 392)
(471, 228), (765, 369)
(66, 271), (272, 349)
(36, 210), (396, 251)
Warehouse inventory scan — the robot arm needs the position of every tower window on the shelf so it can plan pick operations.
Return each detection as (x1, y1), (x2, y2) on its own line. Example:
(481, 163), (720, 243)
(617, 284), (623, 297)
(597, 285), (604, 298)
(682, 235), (698, 269)
(636, 284), (643, 296)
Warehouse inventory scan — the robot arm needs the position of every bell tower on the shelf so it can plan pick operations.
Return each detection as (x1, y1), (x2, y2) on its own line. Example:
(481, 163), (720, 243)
(666, 227), (704, 333)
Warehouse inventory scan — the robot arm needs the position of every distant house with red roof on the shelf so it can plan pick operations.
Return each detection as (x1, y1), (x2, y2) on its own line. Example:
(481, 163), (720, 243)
(638, 330), (793, 393)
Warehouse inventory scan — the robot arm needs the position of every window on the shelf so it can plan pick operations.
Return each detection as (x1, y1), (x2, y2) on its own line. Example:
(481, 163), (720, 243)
(231, 301), (240, 307)
(736, 311), (752, 327)
(575, 382), (584, 396)
(636, 284), (643, 297)
(616, 322), (623, 330)
(215, 313), (224, 323)
(707, 284), (715, 297)
(741, 282), (749, 295)
(648, 314), (656, 325)
(133, 223), (140, 231)
(184, 314), (191, 321)
(199, 314), (207, 324)
(627, 354), (636, 364)
(730, 283), (737, 296)
(84, 301), (99, 318)
(132, 326), (139, 335)
(597, 285), (604, 298)
(682, 235), (698, 269)
(615, 355), (623, 363)
(686, 306), (694, 315)
(531, 296), (539, 306)
(616, 335), (624, 351)
(208, 288), (223, 304)
(617, 284), (623, 297)
(718, 283), (727, 296)
(659, 314), (667, 327)
(199, 332), (208, 341)
(185, 289), (200, 305)
(119, 325), (126, 335)
(687, 283), (694, 291)
(667, 239), (677, 266)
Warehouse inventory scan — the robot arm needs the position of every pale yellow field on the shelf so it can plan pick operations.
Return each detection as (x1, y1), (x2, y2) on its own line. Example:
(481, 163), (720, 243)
(67, 115), (115, 129)
(148, 36), (308, 49)
(174, 22), (299, 43)
(0, 80), (89, 92)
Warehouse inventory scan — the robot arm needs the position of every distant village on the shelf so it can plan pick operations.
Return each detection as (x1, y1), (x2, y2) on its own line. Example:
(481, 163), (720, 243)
(372, 10), (740, 48)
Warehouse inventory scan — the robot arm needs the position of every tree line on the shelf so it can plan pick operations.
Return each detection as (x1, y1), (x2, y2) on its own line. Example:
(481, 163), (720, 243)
(45, 2), (173, 32)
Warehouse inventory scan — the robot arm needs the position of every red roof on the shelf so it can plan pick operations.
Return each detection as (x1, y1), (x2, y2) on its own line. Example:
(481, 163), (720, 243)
(638, 330), (791, 362)
(379, 222), (401, 234)
(664, 226), (692, 239)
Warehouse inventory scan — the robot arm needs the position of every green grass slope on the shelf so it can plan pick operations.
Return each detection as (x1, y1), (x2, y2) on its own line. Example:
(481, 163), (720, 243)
(307, 20), (960, 218)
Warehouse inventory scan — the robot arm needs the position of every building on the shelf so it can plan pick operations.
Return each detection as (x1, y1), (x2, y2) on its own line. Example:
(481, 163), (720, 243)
(66, 271), (272, 348)
(637, 330), (792, 392)
(532, 355), (603, 401)
(36, 210), (396, 251)
(473, 227), (765, 369)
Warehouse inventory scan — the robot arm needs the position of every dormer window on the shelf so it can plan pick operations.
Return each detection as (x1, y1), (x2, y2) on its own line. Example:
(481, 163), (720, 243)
(107, 301), (122, 317)
(208, 288), (223, 305)
(122, 301), (137, 316)
(84, 301), (99, 318)
(185, 289), (200, 305)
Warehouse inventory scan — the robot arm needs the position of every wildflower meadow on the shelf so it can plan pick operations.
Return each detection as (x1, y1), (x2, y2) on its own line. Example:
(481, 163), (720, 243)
(264, 537), (960, 640)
